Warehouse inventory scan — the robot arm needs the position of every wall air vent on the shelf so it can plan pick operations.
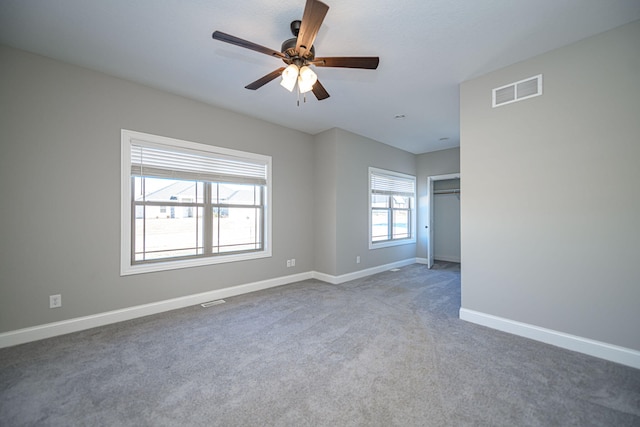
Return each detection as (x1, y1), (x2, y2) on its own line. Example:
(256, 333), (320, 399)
(492, 74), (542, 108)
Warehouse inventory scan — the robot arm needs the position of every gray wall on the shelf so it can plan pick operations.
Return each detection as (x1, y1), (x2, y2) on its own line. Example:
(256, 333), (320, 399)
(0, 45), (315, 332)
(416, 148), (460, 260)
(0, 44), (422, 334)
(460, 20), (640, 350)
(312, 129), (339, 275)
(314, 128), (418, 277)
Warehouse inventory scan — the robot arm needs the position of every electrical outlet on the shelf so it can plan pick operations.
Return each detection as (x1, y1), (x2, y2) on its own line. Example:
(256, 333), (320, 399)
(356, 256), (361, 264)
(291, 258), (295, 267)
(49, 294), (62, 309)
(286, 260), (291, 268)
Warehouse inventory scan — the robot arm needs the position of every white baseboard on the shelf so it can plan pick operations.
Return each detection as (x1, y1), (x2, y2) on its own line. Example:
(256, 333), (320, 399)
(434, 255), (461, 263)
(0, 272), (312, 349)
(459, 308), (640, 370)
(0, 259), (432, 349)
(415, 257), (462, 265)
(312, 258), (418, 285)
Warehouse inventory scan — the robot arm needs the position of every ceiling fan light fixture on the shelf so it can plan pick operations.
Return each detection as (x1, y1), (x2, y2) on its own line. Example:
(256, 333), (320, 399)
(280, 64), (299, 92)
(212, 0), (379, 101)
(297, 66), (317, 93)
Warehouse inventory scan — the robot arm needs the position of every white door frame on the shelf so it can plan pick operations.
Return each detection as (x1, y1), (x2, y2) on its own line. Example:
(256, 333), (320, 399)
(426, 173), (460, 268)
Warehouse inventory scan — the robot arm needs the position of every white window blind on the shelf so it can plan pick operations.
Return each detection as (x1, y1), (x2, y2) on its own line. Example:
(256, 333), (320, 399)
(370, 171), (415, 196)
(131, 140), (267, 185)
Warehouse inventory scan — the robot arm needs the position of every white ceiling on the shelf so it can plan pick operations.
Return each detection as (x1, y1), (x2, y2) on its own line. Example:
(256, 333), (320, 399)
(1, 1), (639, 154)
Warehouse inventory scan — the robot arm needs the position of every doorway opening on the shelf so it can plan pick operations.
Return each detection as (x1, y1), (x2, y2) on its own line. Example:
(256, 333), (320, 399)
(426, 173), (460, 269)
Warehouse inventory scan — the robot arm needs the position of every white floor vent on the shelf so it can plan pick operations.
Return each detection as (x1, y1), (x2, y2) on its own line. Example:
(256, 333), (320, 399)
(201, 299), (225, 308)
(492, 74), (542, 108)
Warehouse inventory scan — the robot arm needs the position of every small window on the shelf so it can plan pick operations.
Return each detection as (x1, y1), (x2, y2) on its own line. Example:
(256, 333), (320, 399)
(121, 130), (272, 275)
(369, 168), (416, 249)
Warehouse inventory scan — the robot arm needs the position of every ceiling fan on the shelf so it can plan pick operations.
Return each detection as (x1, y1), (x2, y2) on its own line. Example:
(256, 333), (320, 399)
(212, 0), (379, 101)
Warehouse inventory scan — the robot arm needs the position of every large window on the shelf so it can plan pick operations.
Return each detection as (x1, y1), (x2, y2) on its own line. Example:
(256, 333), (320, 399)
(121, 130), (271, 275)
(369, 167), (416, 249)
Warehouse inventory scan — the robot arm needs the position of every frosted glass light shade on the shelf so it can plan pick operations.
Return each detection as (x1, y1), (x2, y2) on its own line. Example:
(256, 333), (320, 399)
(297, 66), (317, 93)
(280, 64), (299, 92)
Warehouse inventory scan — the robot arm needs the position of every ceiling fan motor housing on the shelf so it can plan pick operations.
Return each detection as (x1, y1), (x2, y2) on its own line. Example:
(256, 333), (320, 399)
(281, 37), (315, 61)
(281, 20), (315, 62)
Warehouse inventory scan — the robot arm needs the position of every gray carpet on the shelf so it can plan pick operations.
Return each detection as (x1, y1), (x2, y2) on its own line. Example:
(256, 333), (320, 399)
(1, 263), (639, 426)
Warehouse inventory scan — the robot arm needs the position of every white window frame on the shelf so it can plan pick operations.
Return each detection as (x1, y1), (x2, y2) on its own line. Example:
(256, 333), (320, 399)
(120, 129), (272, 276)
(368, 167), (416, 249)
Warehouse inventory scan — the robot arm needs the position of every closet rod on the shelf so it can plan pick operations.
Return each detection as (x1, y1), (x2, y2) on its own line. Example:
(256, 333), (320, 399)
(434, 189), (460, 195)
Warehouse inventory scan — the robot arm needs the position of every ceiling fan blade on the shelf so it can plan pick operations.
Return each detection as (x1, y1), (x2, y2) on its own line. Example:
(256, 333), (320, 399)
(212, 31), (286, 59)
(245, 68), (286, 90)
(311, 57), (380, 69)
(296, 0), (329, 59)
(312, 80), (330, 100)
